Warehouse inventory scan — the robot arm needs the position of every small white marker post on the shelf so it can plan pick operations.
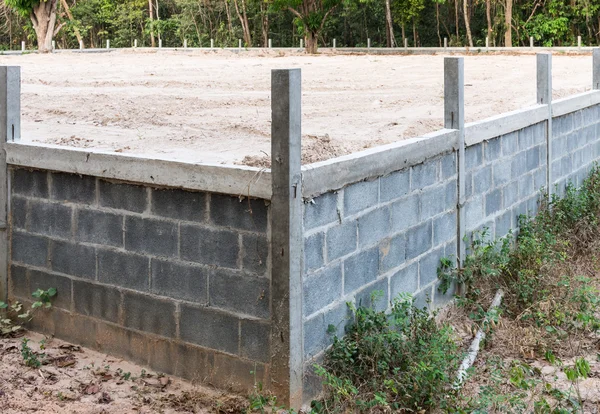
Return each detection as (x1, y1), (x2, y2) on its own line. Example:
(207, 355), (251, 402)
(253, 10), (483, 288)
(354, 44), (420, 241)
(159, 38), (162, 48)
(444, 37), (448, 49)
(239, 39), (242, 49)
(106, 39), (110, 49)
(134, 39), (138, 48)
(300, 39), (304, 49)
(485, 36), (489, 50)
(530, 36), (534, 48)
(52, 40), (56, 51)
(537, 53), (552, 195)
(367, 38), (371, 48)
(333, 38), (336, 49)
(79, 40), (83, 50)
(404, 38), (408, 50)
(578, 35), (582, 49)
(210, 38), (214, 49)
(184, 39), (187, 48)
(21, 41), (25, 52)
(593, 48), (600, 90)
(268, 39), (272, 48)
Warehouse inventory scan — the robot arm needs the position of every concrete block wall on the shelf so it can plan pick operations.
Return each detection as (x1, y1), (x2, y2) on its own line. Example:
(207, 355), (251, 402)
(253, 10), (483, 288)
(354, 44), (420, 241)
(463, 122), (547, 239)
(552, 104), (600, 192)
(301, 151), (458, 399)
(8, 167), (271, 391)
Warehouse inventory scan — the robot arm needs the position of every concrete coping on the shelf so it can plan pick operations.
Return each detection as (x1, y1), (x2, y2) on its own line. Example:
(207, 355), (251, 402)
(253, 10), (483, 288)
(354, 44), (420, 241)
(552, 90), (600, 117)
(5, 142), (272, 200)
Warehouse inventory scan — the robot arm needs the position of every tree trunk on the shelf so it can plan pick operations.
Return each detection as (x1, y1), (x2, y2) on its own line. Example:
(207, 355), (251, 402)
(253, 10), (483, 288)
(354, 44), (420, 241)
(148, 0), (155, 47)
(436, 1), (442, 47)
(261, 2), (269, 47)
(306, 31), (317, 54)
(463, 0), (473, 47)
(412, 19), (417, 47)
(233, 0), (252, 46)
(486, 0), (492, 43)
(155, 0), (161, 44)
(455, 0), (459, 40)
(224, 0), (233, 35)
(401, 23), (406, 46)
(30, 0), (58, 52)
(59, 0), (82, 46)
(384, 0), (396, 47)
(505, 0), (512, 47)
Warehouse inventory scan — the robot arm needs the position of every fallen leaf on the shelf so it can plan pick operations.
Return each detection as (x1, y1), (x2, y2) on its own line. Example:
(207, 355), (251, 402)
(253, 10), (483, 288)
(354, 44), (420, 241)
(85, 384), (100, 395)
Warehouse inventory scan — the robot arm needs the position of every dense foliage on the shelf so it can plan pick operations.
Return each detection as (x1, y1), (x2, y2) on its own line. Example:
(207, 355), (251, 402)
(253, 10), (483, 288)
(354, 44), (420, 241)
(1, 0), (599, 51)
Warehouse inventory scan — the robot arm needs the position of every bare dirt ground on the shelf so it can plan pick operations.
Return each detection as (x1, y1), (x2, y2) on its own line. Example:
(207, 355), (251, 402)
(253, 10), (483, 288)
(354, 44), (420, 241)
(0, 49), (593, 165)
(0, 331), (250, 414)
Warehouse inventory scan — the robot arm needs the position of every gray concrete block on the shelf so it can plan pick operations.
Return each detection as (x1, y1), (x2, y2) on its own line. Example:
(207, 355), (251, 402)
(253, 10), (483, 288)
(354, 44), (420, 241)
(413, 287), (432, 311)
(151, 188), (206, 223)
(97, 249), (149, 290)
(418, 247), (444, 287)
(11, 196), (26, 229)
(343, 247), (379, 294)
(511, 151), (528, 179)
(445, 179), (458, 208)
(73, 280), (120, 323)
(379, 233), (406, 272)
(12, 231), (48, 267)
(555, 113), (573, 136)
(151, 259), (208, 304)
(501, 131), (518, 156)
(180, 225), (239, 269)
(493, 158), (512, 186)
(355, 277), (388, 312)
(304, 192), (339, 230)
(526, 146), (540, 171)
(485, 188), (502, 216)
(503, 180), (519, 208)
(11, 168), (48, 198)
(344, 180), (379, 216)
(441, 153), (457, 179)
(390, 262), (418, 300)
(561, 156), (573, 178)
(179, 305), (239, 354)
(30, 201), (72, 239)
(50, 172), (96, 204)
(567, 133), (578, 152)
(125, 216), (178, 257)
(302, 301), (352, 358)
(465, 171), (473, 197)
(326, 221), (357, 262)
(303, 264), (342, 316)
(76, 209), (123, 247)
(210, 194), (268, 232)
(473, 165), (492, 194)
(433, 279), (457, 309)
(495, 209), (512, 238)
(519, 174), (534, 198)
(209, 269), (269, 319)
(518, 126), (534, 150)
(551, 160), (562, 181)
(433, 211), (457, 246)
(304, 232), (324, 273)
(358, 206), (390, 247)
(242, 233), (268, 275)
(465, 144), (483, 171)
(421, 184), (446, 220)
(51, 239), (96, 280)
(380, 169), (409, 202)
(411, 160), (437, 190)
(484, 138), (501, 162)
(240, 320), (270, 363)
(405, 221), (432, 260)
(464, 196), (484, 230)
(10, 265), (29, 299)
(553, 136), (567, 160)
(123, 291), (176, 338)
(390, 195), (419, 233)
(532, 122), (546, 145)
(445, 240), (457, 258)
(99, 180), (147, 213)
(29, 269), (71, 310)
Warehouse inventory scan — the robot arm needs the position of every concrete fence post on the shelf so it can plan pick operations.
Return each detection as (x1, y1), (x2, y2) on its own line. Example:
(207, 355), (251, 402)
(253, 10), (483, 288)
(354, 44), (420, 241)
(159, 38), (162, 48)
(444, 57), (466, 267)
(210, 38), (214, 49)
(537, 53), (553, 196)
(300, 39), (304, 49)
(79, 40), (83, 50)
(270, 68), (303, 408)
(106, 39), (110, 49)
(239, 39), (242, 49)
(268, 38), (272, 48)
(404, 38), (408, 50)
(578, 35), (582, 49)
(530, 36), (534, 49)
(333, 38), (336, 49)
(183, 39), (187, 48)
(21, 41), (25, 52)
(593, 48), (600, 89)
(52, 40), (56, 51)
(0, 66), (20, 303)
(444, 37), (448, 49)
(134, 39), (138, 48)
(367, 38), (371, 48)
(485, 37), (489, 50)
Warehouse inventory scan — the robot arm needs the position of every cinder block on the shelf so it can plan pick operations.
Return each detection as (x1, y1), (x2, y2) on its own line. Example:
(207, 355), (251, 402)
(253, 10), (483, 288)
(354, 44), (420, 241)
(526, 146), (540, 171)
(11, 168), (48, 198)
(501, 131), (519, 156)
(304, 232), (324, 273)
(380, 233), (406, 272)
(485, 188), (502, 216)
(445, 240), (458, 258)
(76, 209), (123, 247)
(473, 165), (492, 194)
(445, 179), (457, 208)
(180, 224), (239, 269)
(418, 247), (444, 287)
(29, 201), (72, 238)
(240, 320), (270, 363)
(304, 301), (352, 359)
(125, 216), (178, 257)
(503, 180), (519, 208)
(561, 156), (573, 178)
(355, 278), (388, 312)
(380, 169), (410, 202)
(11, 196), (26, 229)
(411, 160), (437, 190)
(29, 269), (72, 310)
(151, 259), (208, 304)
(405, 221), (432, 260)
(172, 342), (214, 384)
(433, 280), (457, 309)
(343, 247), (379, 294)
(242, 233), (268, 275)
(433, 211), (457, 246)
(303, 264), (342, 317)
(358, 206), (390, 247)
(151, 188), (206, 223)
(97, 248), (149, 290)
(532, 122), (546, 145)
(50, 172), (96, 204)
(390, 262), (418, 299)
(96, 320), (149, 367)
(440, 152), (457, 179)
(51, 239), (96, 280)
(567, 133), (578, 152)
(420, 185), (446, 220)
(465, 144), (483, 171)
(304, 192), (339, 230)
(495, 209), (512, 238)
(413, 287), (432, 311)
(209, 269), (269, 319)
(464, 196), (484, 230)
(344, 179), (379, 216)
(326, 221), (357, 262)
(72, 280), (120, 323)
(123, 290), (176, 337)
(99, 180), (147, 213)
(518, 126), (534, 150)
(519, 174), (534, 198)
(511, 151), (528, 179)
(210, 194), (268, 232)
(10, 265), (29, 299)
(179, 304), (239, 355)
(390, 195), (419, 233)
(211, 353), (267, 393)
(484, 138), (501, 162)
(492, 158), (512, 186)
(12, 231), (48, 267)
(465, 171), (473, 197)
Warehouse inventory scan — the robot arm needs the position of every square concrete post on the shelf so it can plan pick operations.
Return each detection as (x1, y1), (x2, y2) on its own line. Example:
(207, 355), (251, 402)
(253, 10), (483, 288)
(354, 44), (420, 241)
(530, 36), (534, 48)
(444, 57), (465, 267)
(270, 68), (303, 408)
(578, 35), (582, 49)
(485, 36), (489, 49)
(404, 38), (408, 50)
(21, 41), (25, 52)
(593, 48), (600, 89)
(134, 39), (138, 48)
(239, 39), (242, 49)
(367, 38), (371, 48)
(52, 40), (56, 51)
(106, 39), (110, 49)
(0, 66), (20, 304)
(333, 38), (336, 49)
(183, 39), (187, 48)
(159, 39), (162, 48)
(79, 40), (83, 50)
(300, 39), (304, 49)
(444, 37), (448, 49)
(537, 53), (553, 196)
(210, 39), (214, 49)
(269, 39), (273, 48)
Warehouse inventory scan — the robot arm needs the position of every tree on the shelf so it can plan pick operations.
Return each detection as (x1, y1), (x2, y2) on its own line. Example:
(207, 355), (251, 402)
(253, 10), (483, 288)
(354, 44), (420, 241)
(6, 0), (58, 51)
(504, 0), (512, 46)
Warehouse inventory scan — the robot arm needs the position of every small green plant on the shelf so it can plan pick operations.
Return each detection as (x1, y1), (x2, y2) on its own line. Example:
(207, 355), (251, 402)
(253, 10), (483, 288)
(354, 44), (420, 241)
(31, 288), (57, 309)
(20, 337), (44, 368)
(0, 287), (57, 337)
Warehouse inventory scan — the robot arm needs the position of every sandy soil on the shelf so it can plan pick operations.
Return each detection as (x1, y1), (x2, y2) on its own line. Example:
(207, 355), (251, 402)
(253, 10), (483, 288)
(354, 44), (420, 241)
(0, 331), (250, 414)
(0, 49), (593, 165)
